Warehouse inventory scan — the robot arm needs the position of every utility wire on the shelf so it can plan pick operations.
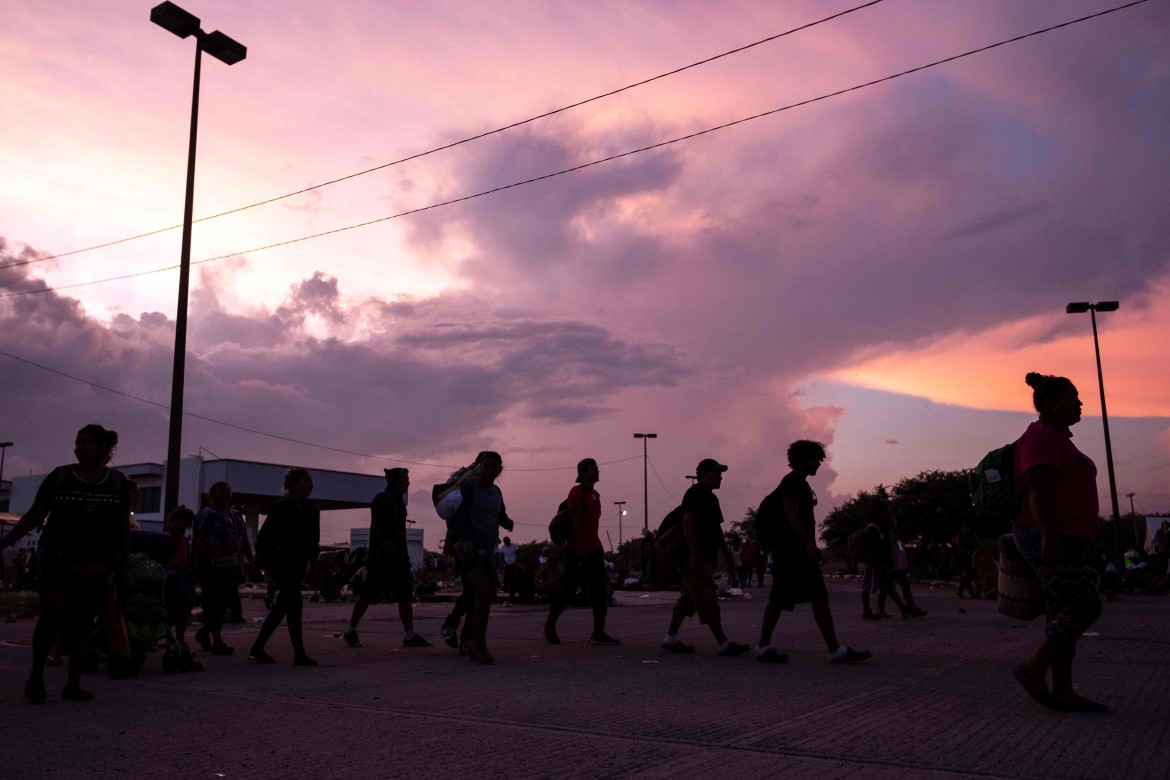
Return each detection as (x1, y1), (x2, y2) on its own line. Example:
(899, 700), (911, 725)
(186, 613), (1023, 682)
(0, 0), (886, 272)
(0, 0), (1149, 300)
(0, 347), (642, 474)
(648, 456), (677, 503)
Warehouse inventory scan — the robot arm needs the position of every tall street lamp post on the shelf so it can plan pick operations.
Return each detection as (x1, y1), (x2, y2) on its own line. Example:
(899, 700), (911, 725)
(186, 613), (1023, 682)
(0, 442), (13, 510)
(1066, 301), (1121, 530)
(633, 433), (657, 532)
(614, 501), (627, 545)
(151, 2), (246, 514)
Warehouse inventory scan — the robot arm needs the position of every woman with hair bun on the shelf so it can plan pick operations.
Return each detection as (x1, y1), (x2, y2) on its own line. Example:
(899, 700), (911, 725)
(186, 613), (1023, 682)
(0, 425), (131, 702)
(248, 468), (320, 666)
(1011, 373), (1108, 712)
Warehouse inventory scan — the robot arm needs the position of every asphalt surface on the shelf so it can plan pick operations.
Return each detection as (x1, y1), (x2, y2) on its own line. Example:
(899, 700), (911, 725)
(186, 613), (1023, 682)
(1, 578), (1167, 779)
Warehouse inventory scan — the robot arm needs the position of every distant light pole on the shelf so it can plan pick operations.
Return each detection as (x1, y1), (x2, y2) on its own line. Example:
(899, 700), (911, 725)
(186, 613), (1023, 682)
(614, 501), (627, 545)
(151, 2), (247, 514)
(633, 433), (657, 531)
(1065, 301), (1121, 528)
(1126, 491), (1140, 545)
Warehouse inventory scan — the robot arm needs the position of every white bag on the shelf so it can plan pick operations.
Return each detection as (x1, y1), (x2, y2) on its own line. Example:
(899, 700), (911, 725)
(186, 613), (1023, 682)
(436, 488), (463, 521)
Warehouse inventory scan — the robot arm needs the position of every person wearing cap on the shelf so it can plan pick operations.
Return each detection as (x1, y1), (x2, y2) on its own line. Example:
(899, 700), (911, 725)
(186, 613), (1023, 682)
(544, 458), (620, 646)
(753, 440), (870, 665)
(342, 468), (432, 650)
(661, 458), (750, 657)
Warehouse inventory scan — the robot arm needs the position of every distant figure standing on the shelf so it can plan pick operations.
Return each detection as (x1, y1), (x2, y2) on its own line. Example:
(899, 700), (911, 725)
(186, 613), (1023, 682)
(754, 441), (870, 665)
(1, 424), (131, 702)
(344, 468), (431, 649)
(193, 482), (253, 656)
(249, 468), (320, 666)
(954, 523), (979, 598)
(729, 540), (744, 588)
(887, 518), (926, 617)
(660, 459), (749, 657)
(499, 536), (520, 606)
(1011, 373), (1107, 712)
(544, 458), (619, 646)
(741, 543), (757, 589)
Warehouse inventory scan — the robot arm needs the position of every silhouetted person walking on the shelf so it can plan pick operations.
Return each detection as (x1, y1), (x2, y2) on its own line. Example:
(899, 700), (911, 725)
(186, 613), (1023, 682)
(249, 468), (320, 666)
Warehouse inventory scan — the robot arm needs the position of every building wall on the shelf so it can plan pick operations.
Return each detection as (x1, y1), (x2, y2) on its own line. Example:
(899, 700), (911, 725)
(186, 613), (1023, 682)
(349, 527), (425, 570)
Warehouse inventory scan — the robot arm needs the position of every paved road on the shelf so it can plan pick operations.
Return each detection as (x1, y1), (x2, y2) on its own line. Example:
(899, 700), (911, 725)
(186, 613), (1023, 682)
(2, 579), (1167, 779)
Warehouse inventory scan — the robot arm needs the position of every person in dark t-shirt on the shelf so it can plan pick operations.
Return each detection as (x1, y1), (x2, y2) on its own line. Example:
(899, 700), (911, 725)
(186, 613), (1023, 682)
(249, 468), (321, 667)
(660, 459), (749, 657)
(343, 468), (431, 649)
(1, 424), (131, 702)
(753, 440), (870, 665)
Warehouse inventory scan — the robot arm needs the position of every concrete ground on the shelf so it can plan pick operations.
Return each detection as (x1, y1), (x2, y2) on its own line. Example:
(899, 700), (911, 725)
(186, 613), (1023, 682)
(1, 578), (1167, 779)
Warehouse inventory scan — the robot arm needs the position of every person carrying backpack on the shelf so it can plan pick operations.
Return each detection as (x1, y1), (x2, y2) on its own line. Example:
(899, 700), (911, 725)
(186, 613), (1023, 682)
(753, 440), (870, 665)
(544, 458), (619, 646)
(660, 459), (750, 657)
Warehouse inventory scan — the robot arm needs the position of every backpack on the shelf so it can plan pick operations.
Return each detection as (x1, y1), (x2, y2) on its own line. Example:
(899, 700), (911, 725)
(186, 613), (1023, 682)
(549, 487), (591, 547)
(643, 506), (686, 586)
(971, 442), (1020, 521)
(549, 500), (572, 546)
(754, 491), (782, 551)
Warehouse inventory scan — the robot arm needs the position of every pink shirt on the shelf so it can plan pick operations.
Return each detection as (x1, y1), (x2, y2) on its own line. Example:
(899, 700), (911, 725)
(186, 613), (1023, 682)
(1013, 420), (1099, 539)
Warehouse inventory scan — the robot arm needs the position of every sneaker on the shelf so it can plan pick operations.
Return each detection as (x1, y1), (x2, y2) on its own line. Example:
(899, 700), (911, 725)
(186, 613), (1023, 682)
(440, 624), (458, 649)
(757, 647), (789, 664)
(831, 647), (872, 664)
(502, 600), (512, 607)
(588, 632), (620, 646)
(210, 644), (235, 656)
(403, 634), (432, 648)
(875, 611), (893, 619)
(544, 623), (561, 645)
(661, 639), (695, 654)
(908, 607), (929, 618)
(718, 642), (751, 657)
(293, 652), (318, 667)
(61, 684), (95, 702)
(862, 610), (880, 621)
(458, 639), (474, 657)
(248, 648), (277, 664)
(45, 654), (64, 667)
(343, 629), (361, 648)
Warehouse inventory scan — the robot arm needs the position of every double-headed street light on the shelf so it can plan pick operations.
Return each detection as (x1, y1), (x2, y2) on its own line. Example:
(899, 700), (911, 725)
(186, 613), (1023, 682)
(633, 433), (657, 531)
(614, 501), (627, 545)
(1066, 301), (1120, 528)
(151, 2), (246, 514)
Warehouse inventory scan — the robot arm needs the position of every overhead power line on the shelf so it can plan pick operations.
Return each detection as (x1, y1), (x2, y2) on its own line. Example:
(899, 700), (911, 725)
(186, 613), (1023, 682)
(0, 347), (642, 474)
(0, 0), (885, 272)
(0, 0), (1149, 300)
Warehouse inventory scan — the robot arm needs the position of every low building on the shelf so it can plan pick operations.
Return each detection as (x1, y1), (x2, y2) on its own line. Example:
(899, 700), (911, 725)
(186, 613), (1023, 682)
(349, 527), (425, 570)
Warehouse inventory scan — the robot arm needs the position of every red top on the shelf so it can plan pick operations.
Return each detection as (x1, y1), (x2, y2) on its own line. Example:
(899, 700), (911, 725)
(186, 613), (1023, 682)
(565, 484), (602, 553)
(1013, 419), (1100, 539)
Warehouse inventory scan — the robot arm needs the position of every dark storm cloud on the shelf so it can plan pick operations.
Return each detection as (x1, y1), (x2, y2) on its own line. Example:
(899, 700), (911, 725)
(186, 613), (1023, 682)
(0, 239), (691, 474)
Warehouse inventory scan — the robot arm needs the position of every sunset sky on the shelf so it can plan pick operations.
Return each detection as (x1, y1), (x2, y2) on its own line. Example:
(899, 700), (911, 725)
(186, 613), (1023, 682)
(3, 0), (1169, 545)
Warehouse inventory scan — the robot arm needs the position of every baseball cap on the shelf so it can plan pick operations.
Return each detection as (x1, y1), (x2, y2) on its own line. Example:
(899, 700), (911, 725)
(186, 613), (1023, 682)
(696, 458), (728, 474)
